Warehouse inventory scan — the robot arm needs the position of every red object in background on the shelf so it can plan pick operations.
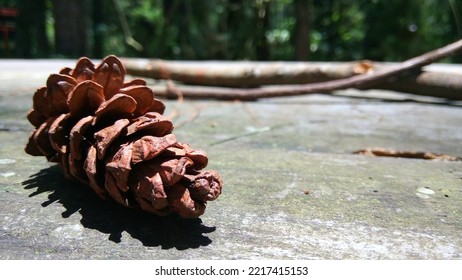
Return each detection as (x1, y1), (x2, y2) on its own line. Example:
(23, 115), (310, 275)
(0, 8), (18, 51)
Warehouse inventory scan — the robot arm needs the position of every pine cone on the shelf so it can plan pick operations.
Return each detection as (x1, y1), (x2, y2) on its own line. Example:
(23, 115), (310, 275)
(25, 55), (223, 218)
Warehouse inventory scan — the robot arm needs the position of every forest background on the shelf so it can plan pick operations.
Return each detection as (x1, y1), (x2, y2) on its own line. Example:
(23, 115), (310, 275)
(0, 0), (461, 62)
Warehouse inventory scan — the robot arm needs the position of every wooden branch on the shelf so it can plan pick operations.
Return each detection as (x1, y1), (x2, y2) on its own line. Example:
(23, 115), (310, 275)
(377, 70), (462, 100)
(126, 59), (462, 100)
(129, 39), (462, 100)
(149, 70), (462, 101)
(123, 59), (375, 86)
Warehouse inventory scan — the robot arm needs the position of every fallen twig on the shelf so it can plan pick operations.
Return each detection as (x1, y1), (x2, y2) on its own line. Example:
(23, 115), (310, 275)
(354, 147), (461, 161)
(133, 39), (462, 100)
(123, 59), (374, 86)
(149, 70), (462, 101)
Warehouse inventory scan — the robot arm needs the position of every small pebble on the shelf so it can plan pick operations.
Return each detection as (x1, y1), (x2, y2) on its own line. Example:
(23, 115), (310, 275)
(416, 187), (435, 195)
(0, 159), (15, 165)
(415, 187), (435, 199)
(1, 172), (15, 177)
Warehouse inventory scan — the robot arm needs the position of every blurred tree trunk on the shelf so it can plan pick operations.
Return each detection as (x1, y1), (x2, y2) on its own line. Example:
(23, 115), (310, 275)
(92, 0), (103, 58)
(175, 0), (189, 58)
(53, 0), (88, 57)
(161, 0), (180, 58)
(255, 1), (270, 60)
(225, 0), (242, 59)
(16, 0), (49, 57)
(293, 0), (312, 60)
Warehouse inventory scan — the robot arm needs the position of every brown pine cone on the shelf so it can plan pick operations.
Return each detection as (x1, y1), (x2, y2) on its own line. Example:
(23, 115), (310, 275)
(25, 55), (223, 218)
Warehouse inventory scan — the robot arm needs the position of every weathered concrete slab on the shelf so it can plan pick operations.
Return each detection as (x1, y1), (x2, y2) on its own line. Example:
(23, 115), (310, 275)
(0, 60), (461, 259)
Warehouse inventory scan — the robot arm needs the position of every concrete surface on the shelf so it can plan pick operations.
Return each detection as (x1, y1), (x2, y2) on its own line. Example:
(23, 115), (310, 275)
(0, 59), (461, 259)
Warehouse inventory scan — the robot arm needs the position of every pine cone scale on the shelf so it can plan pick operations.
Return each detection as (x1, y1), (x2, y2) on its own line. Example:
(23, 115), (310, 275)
(69, 115), (94, 160)
(131, 134), (178, 164)
(94, 57), (125, 99)
(94, 118), (130, 160)
(104, 170), (129, 206)
(46, 74), (77, 115)
(48, 113), (70, 155)
(68, 81), (105, 117)
(84, 145), (106, 198)
(32, 87), (51, 118)
(34, 118), (56, 158)
(93, 94), (137, 125)
(126, 113), (173, 137)
(105, 143), (133, 192)
(119, 85), (156, 116)
(71, 57), (95, 82)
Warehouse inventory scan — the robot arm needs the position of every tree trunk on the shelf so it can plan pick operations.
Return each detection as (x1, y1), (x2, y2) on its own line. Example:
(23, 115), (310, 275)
(225, 0), (243, 59)
(16, 0), (50, 58)
(92, 0), (104, 58)
(53, 0), (88, 57)
(255, 1), (270, 60)
(293, 0), (312, 61)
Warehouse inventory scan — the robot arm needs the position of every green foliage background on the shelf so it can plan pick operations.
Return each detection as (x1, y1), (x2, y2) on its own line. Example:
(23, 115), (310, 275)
(1, 0), (460, 61)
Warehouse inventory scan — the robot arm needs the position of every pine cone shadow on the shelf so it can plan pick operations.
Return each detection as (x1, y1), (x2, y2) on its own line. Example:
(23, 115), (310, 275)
(22, 165), (215, 250)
